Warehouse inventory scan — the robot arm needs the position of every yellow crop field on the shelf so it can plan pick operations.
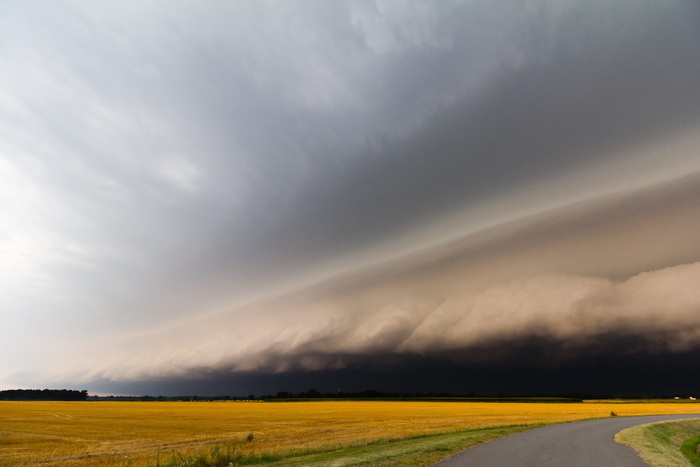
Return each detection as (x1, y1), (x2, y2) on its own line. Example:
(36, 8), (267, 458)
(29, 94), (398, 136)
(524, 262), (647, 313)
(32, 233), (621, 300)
(1, 400), (699, 466)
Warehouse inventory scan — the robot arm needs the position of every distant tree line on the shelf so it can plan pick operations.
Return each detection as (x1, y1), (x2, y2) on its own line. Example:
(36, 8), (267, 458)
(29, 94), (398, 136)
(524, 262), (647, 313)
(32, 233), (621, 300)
(0, 389), (664, 402)
(262, 389), (458, 400)
(257, 389), (590, 402)
(20, 389), (663, 402)
(88, 395), (245, 402)
(0, 389), (88, 401)
(92, 390), (621, 402)
(84, 390), (592, 402)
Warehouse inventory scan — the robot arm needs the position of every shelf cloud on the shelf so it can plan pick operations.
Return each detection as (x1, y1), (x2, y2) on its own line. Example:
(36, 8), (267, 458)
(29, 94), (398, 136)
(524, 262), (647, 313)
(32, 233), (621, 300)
(39, 173), (700, 392)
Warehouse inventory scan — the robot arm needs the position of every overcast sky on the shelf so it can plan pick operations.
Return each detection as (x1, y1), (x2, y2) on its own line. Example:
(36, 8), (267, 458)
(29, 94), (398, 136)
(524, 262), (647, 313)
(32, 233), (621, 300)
(1, 0), (699, 396)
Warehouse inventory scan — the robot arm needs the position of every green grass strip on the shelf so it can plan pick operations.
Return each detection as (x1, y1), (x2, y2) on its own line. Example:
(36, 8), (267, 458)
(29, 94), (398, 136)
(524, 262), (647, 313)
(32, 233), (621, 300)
(616, 418), (700, 467)
(680, 434), (700, 467)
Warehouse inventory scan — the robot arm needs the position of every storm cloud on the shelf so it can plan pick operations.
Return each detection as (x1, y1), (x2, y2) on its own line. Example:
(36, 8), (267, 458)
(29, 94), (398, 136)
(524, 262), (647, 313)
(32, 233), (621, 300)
(37, 173), (700, 394)
(1, 1), (699, 395)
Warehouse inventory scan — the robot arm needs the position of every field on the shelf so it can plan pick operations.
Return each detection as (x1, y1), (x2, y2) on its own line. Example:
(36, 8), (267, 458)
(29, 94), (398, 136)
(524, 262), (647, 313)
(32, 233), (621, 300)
(1, 400), (699, 466)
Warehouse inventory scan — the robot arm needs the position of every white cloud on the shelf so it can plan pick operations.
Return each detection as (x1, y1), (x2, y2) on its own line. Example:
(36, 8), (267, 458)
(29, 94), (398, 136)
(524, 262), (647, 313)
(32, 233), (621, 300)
(154, 157), (202, 194)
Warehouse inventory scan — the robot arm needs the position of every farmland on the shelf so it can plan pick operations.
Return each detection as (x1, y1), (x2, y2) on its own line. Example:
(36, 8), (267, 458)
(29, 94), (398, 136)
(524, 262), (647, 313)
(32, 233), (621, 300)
(1, 400), (699, 466)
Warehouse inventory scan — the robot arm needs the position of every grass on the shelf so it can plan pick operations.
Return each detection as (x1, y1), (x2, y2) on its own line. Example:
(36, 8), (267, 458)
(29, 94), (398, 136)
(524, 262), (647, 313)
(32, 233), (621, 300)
(616, 418), (700, 467)
(680, 434), (700, 467)
(154, 423), (544, 467)
(1, 400), (699, 466)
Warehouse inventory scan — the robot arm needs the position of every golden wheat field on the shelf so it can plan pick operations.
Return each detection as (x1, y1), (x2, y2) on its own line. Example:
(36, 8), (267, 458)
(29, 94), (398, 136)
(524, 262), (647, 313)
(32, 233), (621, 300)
(1, 400), (699, 466)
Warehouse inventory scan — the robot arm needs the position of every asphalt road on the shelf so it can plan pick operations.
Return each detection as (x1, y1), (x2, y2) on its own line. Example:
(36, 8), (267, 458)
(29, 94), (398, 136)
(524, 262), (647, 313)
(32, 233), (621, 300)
(435, 414), (700, 467)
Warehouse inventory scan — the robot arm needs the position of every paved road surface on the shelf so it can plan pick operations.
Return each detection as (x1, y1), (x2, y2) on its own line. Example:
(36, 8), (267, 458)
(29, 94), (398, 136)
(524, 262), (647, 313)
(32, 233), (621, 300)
(436, 414), (700, 467)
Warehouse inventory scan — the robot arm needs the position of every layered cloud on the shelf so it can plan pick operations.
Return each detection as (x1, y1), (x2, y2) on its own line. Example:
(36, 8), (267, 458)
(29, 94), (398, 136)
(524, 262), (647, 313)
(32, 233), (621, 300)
(42, 173), (698, 386)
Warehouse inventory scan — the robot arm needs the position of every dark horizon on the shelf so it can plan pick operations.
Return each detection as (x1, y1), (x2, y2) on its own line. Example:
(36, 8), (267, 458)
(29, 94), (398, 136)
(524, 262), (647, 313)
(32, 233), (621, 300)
(10, 343), (700, 399)
(73, 344), (700, 399)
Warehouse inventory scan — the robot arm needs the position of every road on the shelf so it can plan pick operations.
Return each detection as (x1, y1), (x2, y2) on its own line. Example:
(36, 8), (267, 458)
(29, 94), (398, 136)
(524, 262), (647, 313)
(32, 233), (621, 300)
(435, 414), (700, 467)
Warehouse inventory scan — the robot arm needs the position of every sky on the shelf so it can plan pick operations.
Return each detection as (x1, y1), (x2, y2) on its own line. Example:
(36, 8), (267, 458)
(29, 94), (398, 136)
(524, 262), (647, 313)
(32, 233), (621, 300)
(1, 0), (699, 397)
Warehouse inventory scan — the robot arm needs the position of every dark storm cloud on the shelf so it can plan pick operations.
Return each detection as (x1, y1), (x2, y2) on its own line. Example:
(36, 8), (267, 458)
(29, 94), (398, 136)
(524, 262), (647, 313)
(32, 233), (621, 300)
(47, 172), (700, 392)
(78, 347), (700, 397)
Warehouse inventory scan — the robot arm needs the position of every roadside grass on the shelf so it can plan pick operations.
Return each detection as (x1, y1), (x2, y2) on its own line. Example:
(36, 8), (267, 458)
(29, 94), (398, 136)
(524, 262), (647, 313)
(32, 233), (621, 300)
(155, 424), (543, 467)
(680, 434), (700, 466)
(616, 418), (700, 467)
